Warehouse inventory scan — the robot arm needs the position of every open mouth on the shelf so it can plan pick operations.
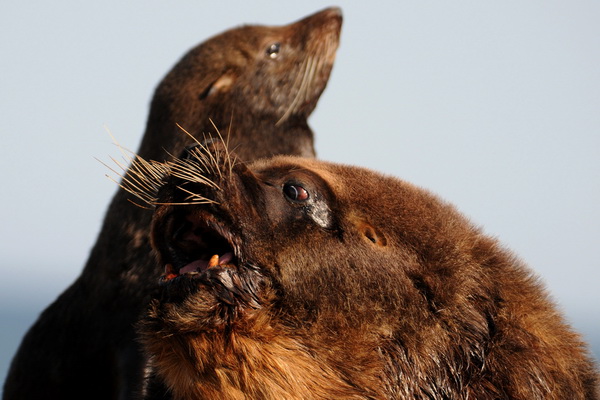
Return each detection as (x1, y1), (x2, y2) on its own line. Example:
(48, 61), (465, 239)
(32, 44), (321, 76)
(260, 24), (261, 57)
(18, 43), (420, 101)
(160, 214), (239, 284)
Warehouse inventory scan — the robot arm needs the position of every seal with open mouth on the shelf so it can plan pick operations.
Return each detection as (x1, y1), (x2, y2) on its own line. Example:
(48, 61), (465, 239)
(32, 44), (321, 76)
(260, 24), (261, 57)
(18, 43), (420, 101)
(131, 142), (598, 399)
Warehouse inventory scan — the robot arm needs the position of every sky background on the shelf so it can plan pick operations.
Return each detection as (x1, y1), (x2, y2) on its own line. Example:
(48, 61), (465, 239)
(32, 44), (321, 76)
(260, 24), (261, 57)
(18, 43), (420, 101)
(1, 0), (599, 386)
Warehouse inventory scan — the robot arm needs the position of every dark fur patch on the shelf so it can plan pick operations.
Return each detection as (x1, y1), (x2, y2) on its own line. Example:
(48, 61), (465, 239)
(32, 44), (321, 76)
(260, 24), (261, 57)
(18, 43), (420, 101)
(4, 8), (342, 399)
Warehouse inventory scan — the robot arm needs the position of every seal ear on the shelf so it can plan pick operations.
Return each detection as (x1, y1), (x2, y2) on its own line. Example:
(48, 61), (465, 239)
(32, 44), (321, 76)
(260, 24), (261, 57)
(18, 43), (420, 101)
(199, 72), (237, 100)
(350, 215), (387, 247)
(361, 223), (387, 247)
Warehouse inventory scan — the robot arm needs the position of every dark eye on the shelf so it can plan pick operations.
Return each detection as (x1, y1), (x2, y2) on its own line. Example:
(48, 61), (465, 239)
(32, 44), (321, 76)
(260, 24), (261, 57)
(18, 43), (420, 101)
(266, 42), (280, 59)
(283, 183), (309, 202)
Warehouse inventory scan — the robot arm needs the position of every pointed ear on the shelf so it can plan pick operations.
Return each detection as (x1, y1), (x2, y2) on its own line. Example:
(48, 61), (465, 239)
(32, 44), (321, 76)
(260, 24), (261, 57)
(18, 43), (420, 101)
(349, 214), (388, 247)
(199, 72), (236, 100)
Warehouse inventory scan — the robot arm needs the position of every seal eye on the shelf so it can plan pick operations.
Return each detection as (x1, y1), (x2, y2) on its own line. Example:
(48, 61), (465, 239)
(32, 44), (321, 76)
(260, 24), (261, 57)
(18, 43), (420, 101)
(266, 42), (281, 59)
(283, 183), (309, 202)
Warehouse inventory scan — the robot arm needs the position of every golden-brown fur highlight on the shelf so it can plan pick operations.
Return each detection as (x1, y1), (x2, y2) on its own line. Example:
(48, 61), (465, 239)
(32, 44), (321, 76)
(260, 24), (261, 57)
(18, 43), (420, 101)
(143, 296), (385, 399)
(133, 149), (598, 399)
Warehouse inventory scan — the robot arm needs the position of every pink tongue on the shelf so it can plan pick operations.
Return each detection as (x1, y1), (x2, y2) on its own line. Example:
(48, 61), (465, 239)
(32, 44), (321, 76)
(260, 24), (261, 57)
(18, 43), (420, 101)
(179, 260), (209, 274)
(178, 252), (234, 275)
(220, 252), (234, 264)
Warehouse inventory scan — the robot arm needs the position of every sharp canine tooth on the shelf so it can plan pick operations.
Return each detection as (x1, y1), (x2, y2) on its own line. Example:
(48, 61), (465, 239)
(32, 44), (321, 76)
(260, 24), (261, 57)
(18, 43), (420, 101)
(208, 254), (219, 268)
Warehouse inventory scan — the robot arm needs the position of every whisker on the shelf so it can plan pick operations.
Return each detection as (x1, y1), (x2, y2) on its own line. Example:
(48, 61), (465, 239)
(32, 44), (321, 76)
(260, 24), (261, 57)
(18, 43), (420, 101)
(167, 160), (220, 190)
(209, 118), (236, 178)
(225, 113), (235, 177)
(277, 56), (314, 125)
(176, 185), (219, 205)
(103, 127), (227, 208)
(176, 123), (203, 147)
(173, 124), (220, 177)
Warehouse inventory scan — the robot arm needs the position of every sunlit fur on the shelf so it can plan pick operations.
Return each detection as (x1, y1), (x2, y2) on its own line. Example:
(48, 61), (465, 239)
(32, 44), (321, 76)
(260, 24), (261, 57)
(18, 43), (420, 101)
(135, 146), (599, 399)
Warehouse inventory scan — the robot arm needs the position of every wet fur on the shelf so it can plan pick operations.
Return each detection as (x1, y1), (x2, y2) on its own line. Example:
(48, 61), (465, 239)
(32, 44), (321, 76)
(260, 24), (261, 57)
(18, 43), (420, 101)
(4, 9), (341, 400)
(136, 145), (598, 399)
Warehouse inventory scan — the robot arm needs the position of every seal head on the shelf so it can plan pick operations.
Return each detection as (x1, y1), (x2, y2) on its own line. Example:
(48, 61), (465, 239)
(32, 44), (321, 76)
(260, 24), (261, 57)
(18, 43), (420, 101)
(140, 6), (343, 161)
(136, 142), (599, 399)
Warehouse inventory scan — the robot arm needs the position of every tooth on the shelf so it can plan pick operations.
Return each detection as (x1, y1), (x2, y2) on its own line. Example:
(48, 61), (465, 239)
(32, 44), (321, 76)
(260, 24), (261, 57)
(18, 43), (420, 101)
(208, 254), (219, 268)
(164, 264), (178, 280)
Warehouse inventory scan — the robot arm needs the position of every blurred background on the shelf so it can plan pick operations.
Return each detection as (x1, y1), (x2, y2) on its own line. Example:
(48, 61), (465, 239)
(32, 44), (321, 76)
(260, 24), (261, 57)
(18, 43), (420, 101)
(1, 0), (598, 385)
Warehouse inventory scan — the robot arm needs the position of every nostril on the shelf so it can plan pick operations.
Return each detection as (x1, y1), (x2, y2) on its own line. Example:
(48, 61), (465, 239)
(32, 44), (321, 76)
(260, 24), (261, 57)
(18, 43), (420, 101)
(182, 139), (220, 159)
(182, 144), (201, 159)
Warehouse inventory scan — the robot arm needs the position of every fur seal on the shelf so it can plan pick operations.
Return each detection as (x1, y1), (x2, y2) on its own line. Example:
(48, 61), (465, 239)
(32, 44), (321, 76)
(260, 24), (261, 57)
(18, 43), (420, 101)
(4, 8), (342, 400)
(130, 142), (598, 399)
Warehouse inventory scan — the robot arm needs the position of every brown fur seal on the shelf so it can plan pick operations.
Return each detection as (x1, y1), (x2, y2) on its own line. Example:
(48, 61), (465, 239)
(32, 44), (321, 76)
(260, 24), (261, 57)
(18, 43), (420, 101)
(4, 8), (342, 400)
(129, 142), (598, 399)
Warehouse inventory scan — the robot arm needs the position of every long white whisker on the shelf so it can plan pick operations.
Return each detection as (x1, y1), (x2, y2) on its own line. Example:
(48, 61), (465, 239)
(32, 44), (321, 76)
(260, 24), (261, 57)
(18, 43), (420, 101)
(277, 56), (314, 125)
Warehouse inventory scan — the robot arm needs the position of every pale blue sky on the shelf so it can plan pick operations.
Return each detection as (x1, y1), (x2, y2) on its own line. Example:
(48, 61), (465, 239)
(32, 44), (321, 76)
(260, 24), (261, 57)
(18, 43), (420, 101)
(1, 0), (599, 384)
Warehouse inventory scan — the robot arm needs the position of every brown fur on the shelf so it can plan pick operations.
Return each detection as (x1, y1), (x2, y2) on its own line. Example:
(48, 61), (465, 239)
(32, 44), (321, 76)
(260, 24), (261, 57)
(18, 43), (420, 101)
(136, 143), (598, 399)
(3, 8), (341, 400)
